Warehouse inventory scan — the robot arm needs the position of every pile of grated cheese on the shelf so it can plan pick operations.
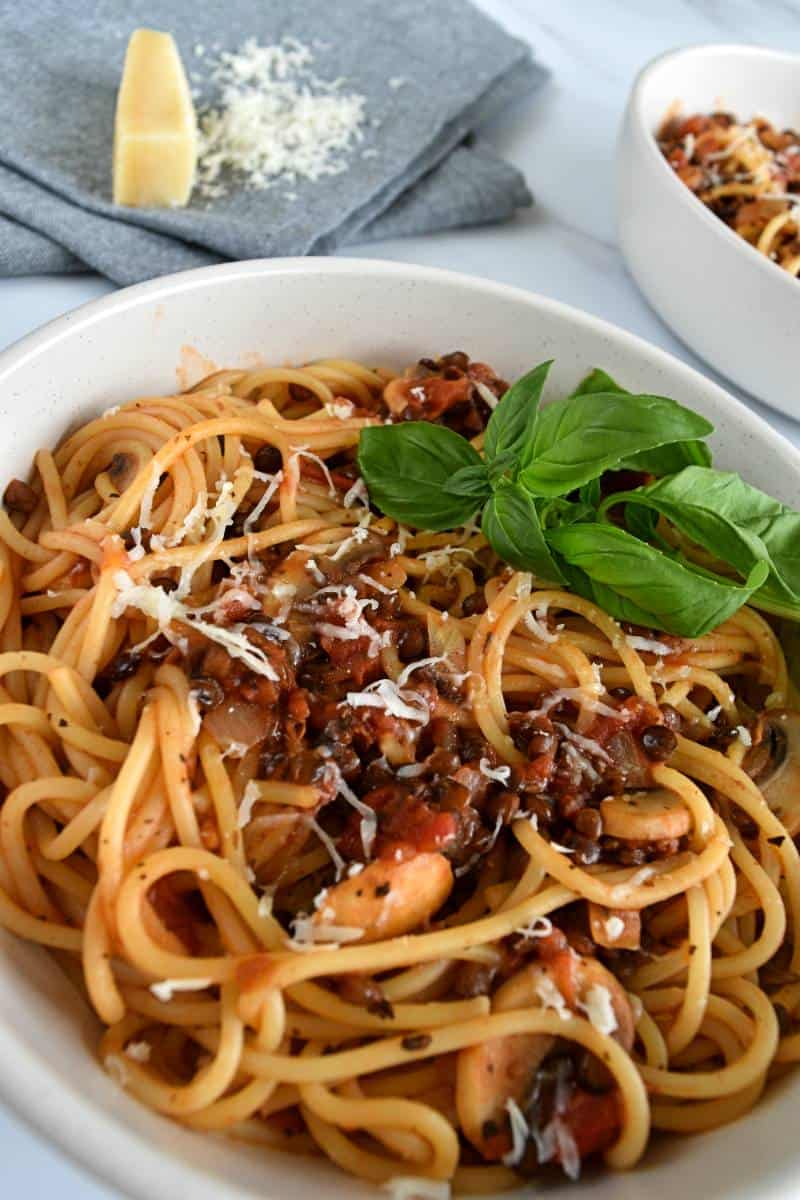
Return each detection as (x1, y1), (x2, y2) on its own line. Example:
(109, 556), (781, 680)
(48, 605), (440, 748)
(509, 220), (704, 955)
(195, 36), (367, 199)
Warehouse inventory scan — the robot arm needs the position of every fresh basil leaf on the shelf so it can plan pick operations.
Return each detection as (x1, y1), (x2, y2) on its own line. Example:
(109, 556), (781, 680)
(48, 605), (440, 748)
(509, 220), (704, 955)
(569, 367), (626, 398)
(487, 449), (518, 485)
(443, 463), (492, 502)
(624, 501), (660, 545)
(538, 497), (596, 530)
(557, 561), (672, 629)
(608, 466), (800, 607)
(519, 393), (714, 498)
(545, 523), (768, 637)
(482, 481), (564, 582)
(618, 440), (712, 474)
(570, 368), (713, 474)
(358, 423), (483, 531)
(579, 478), (602, 509)
(484, 360), (552, 467)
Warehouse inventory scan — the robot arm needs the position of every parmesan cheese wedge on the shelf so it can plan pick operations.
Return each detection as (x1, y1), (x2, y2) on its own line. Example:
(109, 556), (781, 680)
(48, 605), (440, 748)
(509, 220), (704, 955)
(113, 29), (197, 208)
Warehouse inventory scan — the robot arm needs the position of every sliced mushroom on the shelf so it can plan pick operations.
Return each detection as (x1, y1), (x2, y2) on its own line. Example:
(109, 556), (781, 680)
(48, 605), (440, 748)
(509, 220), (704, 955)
(745, 709), (800, 835)
(310, 852), (453, 943)
(600, 788), (691, 841)
(588, 903), (641, 950)
(456, 954), (633, 1161)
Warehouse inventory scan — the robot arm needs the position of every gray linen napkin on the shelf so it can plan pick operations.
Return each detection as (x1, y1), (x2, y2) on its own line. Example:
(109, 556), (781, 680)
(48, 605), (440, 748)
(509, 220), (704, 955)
(0, 0), (546, 284)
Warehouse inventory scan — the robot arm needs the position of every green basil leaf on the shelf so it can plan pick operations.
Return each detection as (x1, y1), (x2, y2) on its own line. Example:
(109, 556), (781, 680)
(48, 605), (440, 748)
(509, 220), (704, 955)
(538, 497), (596, 530)
(545, 523), (768, 636)
(443, 463), (492, 502)
(570, 368), (713, 475)
(569, 367), (626, 398)
(519, 393), (714, 498)
(608, 466), (800, 606)
(484, 360), (552, 467)
(618, 440), (712, 474)
(487, 449), (518, 485)
(482, 481), (564, 582)
(579, 478), (602, 509)
(556, 562), (672, 629)
(358, 423), (483, 531)
(623, 501), (660, 545)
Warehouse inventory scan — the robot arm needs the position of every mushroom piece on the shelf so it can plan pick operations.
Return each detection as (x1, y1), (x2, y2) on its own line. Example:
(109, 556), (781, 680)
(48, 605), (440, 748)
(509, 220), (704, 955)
(456, 954), (634, 1162)
(588, 903), (641, 950)
(744, 709), (800, 835)
(599, 788), (691, 842)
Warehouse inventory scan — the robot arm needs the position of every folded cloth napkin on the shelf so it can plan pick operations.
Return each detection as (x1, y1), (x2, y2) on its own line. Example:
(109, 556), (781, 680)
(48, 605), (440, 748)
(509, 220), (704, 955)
(0, 0), (546, 284)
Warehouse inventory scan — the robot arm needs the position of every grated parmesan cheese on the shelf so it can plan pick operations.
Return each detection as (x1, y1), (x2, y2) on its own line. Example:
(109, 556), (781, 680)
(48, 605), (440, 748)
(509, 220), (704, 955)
(127, 526), (146, 562)
(396, 656), (448, 687)
(345, 678), (429, 724)
(289, 446), (336, 497)
(315, 582), (387, 657)
(524, 608), (558, 644)
(396, 762), (427, 778)
(473, 379), (499, 410)
(502, 1097), (530, 1167)
(324, 399), (354, 420)
(556, 724), (611, 763)
(515, 915), (553, 940)
(625, 633), (673, 655)
(287, 914), (364, 951)
(389, 524), (411, 558)
(243, 468), (283, 533)
(238, 779), (261, 828)
(736, 725), (753, 747)
(124, 1040), (151, 1063)
(327, 763), (377, 858)
(342, 477), (369, 508)
(220, 741), (249, 760)
(530, 684), (618, 721)
(577, 983), (618, 1035)
(534, 973), (571, 1019)
(304, 557), (326, 585)
(150, 977), (213, 1002)
(308, 814), (345, 879)
(138, 462), (162, 529)
(196, 38), (367, 199)
(478, 757), (511, 784)
(111, 570), (279, 680)
(357, 572), (394, 594)
(605, 915), (625, 942)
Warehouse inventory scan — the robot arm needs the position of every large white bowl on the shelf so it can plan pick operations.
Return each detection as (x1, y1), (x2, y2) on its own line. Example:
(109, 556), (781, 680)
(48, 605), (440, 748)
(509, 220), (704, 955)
(617, 44), (800, 419)
(0, 258), (799, 1200)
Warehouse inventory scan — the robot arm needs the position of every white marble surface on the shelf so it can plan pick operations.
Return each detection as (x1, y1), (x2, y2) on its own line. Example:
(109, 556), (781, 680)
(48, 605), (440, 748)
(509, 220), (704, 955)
(2, 2), (800, 1197)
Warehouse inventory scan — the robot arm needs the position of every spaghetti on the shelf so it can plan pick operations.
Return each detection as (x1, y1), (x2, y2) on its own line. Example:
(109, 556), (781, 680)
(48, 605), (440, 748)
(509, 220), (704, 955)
(658, 108), (800, 276)
(0, 350), (798, 1193)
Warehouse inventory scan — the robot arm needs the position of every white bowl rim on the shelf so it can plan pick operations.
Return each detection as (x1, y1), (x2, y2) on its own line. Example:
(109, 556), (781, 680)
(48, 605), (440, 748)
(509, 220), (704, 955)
(1, 255), (800, 1200)
(627, 41), (800, 303)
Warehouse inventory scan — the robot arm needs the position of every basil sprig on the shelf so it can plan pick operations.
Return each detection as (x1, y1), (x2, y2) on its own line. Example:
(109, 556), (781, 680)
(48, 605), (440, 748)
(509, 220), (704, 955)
(356, 360), (800, 637)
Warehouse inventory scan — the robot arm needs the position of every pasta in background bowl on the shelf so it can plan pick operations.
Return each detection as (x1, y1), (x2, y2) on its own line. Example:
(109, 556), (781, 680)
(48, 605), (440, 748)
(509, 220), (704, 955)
(617, 43), (800, 418)
(0, 258), (799, 1200)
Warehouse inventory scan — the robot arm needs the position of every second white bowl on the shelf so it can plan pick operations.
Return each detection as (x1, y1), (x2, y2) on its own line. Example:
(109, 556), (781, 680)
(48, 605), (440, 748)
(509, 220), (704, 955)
(617, 43), (800, 419)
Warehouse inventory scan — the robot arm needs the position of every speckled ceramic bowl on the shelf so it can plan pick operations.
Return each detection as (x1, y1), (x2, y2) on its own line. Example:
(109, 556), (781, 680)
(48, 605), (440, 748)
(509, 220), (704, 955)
(0, 258), (798, 1200)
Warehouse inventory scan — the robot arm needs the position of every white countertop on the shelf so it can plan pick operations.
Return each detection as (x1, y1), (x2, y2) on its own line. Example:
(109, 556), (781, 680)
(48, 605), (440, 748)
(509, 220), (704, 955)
(2, 1), (800, 1196)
